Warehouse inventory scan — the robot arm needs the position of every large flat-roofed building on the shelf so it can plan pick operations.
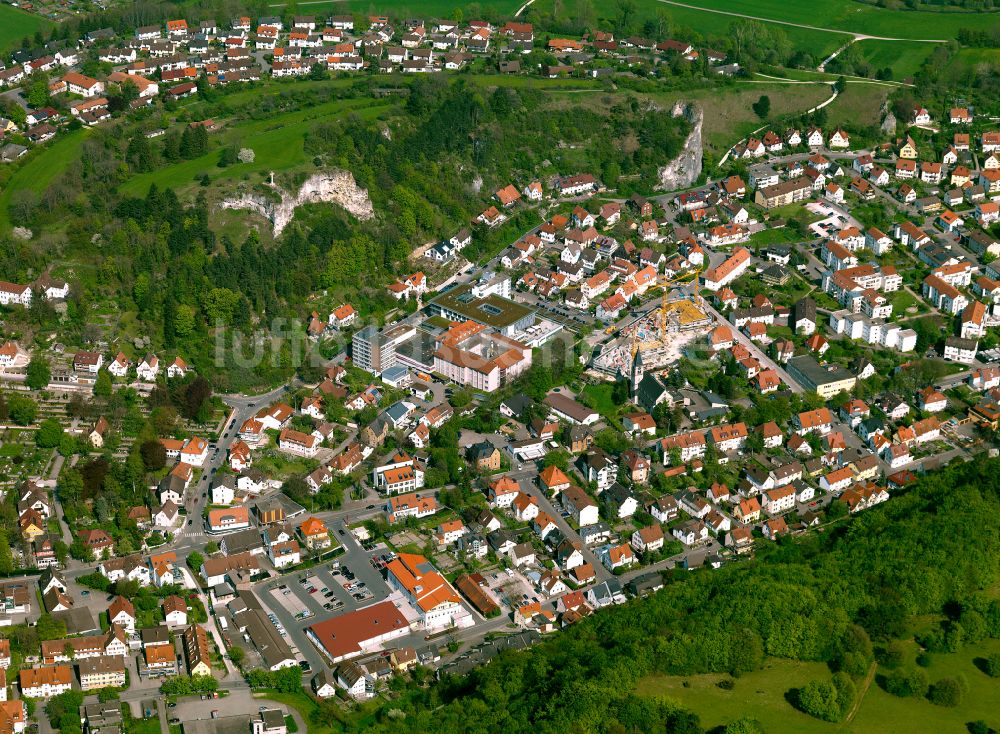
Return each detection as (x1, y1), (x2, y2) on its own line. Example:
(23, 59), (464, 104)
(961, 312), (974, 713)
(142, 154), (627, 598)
(787, 355), (857, 398)
(306, 601), (410, 663)
(433, 321), (532, 392)
(428, 283), (535, 337)
(392, 329), (438, 373)
(352, 324), (416, 376)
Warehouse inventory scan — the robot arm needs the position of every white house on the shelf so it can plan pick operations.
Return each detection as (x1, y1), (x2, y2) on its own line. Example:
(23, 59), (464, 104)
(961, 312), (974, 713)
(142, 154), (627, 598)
(136, 354), (160, 381)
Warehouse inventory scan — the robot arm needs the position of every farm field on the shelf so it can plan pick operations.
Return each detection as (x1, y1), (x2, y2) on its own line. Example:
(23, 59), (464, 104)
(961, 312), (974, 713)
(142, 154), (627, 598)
(665, 0), (996, 40)
(636, 639), (1000, 733)
(0, 4), (52, 54)
(266, 0), (524, 15)
(536, 0), (953, 81)
(534, 0), (842, 60)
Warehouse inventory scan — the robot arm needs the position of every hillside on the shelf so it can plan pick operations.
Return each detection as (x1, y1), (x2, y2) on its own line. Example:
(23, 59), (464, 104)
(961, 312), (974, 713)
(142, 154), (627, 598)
(327, 457), (1000, 734)
(0, 76), (692, 391)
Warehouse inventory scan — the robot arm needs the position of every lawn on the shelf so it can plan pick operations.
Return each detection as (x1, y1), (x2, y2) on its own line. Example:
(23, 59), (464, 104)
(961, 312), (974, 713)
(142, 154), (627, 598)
(254, 691), (343, 734)
(0, 5), (52, 54)
(749, 227), (802, 247)
(123, 711), (163, 734)
(119, 97), (394, 196)
(579, 383), (621, 422)
(889, 289), (926, 316)
(637, 641), (1000, 733)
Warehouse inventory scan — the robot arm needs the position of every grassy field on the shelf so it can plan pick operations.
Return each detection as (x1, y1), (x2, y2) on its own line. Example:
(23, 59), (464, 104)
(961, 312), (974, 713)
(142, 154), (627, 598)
(0, 128), (90, 229)
(0, 4), (52, 54)
(637, 640), (1000, 733)
(647, 83), (832, 154)
(580, 383), (620, 422)
(673, 0), (996, 40)
(853, 39), (934, 80)
(534, 0), (842, 59)
(946, 47), (1000, 77)
(120, 97), (395, 196)
(822, 81), (890, 127)
(266, 0), (523, 15)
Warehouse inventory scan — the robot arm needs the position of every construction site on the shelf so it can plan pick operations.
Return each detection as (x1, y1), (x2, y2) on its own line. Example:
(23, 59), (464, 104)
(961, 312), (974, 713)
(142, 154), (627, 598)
(591, 271), (714, 376)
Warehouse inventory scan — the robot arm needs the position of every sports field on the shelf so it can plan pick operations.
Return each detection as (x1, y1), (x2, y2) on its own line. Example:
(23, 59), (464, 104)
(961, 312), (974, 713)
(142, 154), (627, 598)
(0, 4), (52, 53)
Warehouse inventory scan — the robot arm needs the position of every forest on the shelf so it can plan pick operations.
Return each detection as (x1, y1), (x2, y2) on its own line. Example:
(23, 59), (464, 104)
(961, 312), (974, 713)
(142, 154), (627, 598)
(304, 456), (1000, 734)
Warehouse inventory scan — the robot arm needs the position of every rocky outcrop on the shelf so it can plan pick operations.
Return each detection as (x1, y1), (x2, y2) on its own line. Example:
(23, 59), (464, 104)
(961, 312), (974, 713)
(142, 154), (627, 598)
(219, 170), (374, 235)
(881, 100), (897, 135)
(658, 102), (703, 192)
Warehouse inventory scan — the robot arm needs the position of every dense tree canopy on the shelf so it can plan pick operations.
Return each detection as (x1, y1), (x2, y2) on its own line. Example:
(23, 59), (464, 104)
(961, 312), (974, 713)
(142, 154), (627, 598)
(332, 457), (1000, 733)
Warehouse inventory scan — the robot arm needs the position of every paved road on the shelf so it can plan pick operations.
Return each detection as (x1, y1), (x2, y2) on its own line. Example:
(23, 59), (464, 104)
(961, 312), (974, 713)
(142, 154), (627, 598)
(700, 299), (806, 394)
(501, 466), (613, 583)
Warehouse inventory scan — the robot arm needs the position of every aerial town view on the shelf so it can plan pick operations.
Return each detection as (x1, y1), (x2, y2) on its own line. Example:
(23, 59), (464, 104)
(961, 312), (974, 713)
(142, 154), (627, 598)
(1, 0), (1000, 732)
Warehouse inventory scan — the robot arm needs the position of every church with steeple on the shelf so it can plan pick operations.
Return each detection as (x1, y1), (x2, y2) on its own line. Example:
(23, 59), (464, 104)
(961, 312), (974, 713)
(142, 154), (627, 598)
(626, 346), (682, 413)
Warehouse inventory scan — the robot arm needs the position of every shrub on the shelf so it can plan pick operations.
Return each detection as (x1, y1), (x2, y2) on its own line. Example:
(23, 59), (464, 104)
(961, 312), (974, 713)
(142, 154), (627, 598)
(928, 676), (966, 707)
(796, 673), (854, 723)
(884, 667), (928, 698)
(879, 641), (906, 668)
(723, 719), (765, 734)
(796, 680), (841, 722)
(984, 652), (1000, 678)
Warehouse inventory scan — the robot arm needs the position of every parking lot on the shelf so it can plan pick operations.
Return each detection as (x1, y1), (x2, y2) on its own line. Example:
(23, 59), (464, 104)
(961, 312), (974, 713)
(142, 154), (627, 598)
(268, 585), (314, 620)
(480, 568), (538, 610)
(254, 516), (397, 670)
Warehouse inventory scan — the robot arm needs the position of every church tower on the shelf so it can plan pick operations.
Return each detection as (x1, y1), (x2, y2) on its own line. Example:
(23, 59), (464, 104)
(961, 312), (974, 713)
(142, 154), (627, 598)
(630, 346), (644, 398)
